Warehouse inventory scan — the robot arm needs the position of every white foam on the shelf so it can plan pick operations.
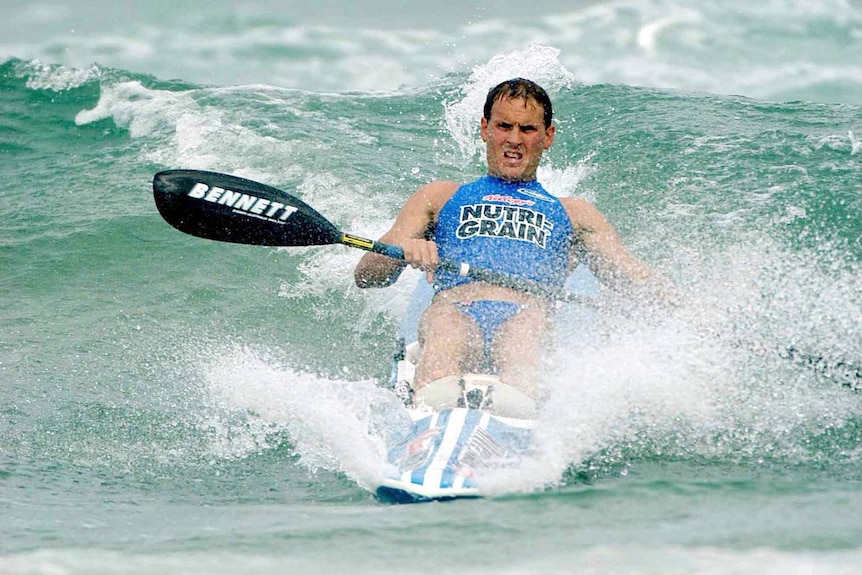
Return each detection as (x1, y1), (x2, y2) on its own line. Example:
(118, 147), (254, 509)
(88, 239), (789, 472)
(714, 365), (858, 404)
(537, 158), (597, 200)
(75, 80), (192, 137)
(479, 313), (721, 495)
(6, 0), (862, 103)
(479, 232), (862, 494)
(200, 345), (395, 487)
(636, 10), (704, 54)
(17, 60), (101, 91)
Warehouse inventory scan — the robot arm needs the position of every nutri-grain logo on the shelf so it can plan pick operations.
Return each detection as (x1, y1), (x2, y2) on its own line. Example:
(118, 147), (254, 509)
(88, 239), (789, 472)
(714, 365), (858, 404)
(456, 203), (554, 248)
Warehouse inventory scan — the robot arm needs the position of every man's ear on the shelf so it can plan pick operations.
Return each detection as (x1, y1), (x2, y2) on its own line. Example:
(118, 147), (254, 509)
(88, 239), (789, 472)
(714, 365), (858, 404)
(544, 124), (556, 149)
(480, 117), (489, 142)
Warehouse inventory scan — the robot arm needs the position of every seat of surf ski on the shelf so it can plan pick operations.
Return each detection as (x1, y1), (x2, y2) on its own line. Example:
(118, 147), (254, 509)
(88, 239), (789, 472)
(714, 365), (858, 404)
(396, 342), (537, 419)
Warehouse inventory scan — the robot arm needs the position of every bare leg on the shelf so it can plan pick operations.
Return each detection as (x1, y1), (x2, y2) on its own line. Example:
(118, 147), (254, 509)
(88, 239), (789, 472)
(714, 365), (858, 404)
(413, 301), (483, 389)
(491, 305), (552, 398)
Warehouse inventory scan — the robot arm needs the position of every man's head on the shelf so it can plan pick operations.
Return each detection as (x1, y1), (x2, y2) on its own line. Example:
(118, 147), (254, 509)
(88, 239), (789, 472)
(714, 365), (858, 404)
(481, 78), (556, 182)
(483, 78), (553, 129)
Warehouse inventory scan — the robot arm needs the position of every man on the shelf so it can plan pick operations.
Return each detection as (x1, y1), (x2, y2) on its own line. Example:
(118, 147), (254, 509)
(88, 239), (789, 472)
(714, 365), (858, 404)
(355, 78), (661, 412)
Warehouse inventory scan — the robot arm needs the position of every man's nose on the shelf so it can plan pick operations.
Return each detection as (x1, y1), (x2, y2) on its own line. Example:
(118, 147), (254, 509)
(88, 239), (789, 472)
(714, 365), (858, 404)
(507, 128), (523, 144)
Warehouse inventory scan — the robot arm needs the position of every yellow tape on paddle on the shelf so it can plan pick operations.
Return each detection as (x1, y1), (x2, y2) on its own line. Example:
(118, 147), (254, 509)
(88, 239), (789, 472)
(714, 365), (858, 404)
(341, 233), (375, 251)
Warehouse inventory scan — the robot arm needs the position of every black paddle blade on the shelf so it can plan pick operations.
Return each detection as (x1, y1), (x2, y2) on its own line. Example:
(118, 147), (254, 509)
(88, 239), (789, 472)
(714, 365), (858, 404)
(153, 169), (342, 247)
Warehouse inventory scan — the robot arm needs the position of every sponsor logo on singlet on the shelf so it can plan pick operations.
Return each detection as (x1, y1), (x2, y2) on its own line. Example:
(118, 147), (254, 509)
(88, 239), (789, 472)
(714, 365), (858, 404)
(456, 203), (554, 248)
(187, 182), (298, 223)
(481, 194), (536, 207)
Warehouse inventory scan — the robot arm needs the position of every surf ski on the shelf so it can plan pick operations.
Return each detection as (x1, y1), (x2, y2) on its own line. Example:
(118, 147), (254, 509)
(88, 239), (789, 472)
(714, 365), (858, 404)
(373, 271), (598, 504)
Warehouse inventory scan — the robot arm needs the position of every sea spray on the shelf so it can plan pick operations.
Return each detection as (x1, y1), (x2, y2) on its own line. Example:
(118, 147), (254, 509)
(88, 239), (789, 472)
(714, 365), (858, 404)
(200, 344), (403, 487)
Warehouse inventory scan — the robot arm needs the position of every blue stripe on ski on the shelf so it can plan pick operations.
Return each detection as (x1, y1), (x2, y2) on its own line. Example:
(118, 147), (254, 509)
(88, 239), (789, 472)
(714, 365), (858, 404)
(409, 408), (451, 486)
(439, 408), (484, 489)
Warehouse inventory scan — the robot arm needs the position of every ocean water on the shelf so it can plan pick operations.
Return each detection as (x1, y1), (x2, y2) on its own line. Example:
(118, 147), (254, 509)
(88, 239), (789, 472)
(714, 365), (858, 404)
(2, 0), (862, 573)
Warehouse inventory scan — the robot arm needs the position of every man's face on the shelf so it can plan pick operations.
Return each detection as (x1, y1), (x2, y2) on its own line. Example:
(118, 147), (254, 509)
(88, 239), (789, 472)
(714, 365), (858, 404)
(481, 96), (555, 182)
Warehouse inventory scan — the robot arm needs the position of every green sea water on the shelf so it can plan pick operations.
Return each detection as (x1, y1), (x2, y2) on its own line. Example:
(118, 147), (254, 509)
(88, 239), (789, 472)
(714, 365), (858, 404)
(2, 1), (862, 573)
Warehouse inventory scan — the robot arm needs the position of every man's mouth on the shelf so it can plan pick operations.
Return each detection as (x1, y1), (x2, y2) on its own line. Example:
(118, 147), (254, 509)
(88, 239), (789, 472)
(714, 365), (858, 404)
(503, 150), (523, 161)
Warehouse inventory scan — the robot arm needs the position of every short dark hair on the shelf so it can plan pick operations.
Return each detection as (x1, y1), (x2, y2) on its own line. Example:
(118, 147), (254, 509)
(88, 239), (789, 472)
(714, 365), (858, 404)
(483, 78), (553, 129)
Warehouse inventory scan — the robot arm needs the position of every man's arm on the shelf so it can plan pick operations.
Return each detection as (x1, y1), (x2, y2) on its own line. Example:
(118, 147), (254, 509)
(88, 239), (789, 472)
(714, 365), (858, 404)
(562, 197), (661, 289)
(354, 181), (459, 288)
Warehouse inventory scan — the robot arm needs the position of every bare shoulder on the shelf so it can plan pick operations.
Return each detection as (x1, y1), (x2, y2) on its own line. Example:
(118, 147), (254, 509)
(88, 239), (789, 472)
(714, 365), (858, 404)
(378, 180), (461, 242)
(412, 180), (460, 210)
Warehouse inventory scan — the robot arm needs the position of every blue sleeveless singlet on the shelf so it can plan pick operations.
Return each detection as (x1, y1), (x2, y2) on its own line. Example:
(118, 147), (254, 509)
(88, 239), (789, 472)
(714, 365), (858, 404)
(433, 175), (573, 294)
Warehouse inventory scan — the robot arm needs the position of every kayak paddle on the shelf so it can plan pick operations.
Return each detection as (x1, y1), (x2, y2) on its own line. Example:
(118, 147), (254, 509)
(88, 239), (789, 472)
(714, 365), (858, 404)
(152, 169), (860, 391)
(152, 169), (575, 302)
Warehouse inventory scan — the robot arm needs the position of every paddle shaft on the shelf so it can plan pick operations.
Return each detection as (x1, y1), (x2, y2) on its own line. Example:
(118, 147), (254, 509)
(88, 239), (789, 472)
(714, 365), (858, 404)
(341, 233), (574, 302)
